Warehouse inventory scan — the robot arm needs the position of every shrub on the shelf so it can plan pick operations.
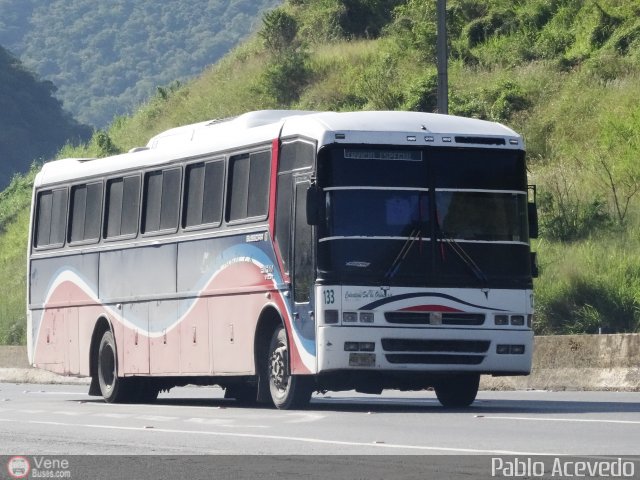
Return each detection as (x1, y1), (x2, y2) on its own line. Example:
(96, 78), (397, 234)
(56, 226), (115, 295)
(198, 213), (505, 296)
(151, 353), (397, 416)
(260, 9), (299, 54)
(449, 80), (530, 122)
(91, 131), (120, 158)
(401, 72), (438, 112)
(258, 51), (311, 105)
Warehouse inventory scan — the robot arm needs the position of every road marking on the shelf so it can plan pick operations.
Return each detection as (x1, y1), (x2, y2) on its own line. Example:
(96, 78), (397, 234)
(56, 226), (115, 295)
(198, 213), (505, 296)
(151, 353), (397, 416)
(0, 418), (563, 456)
(93, 413), (134, 419)
(25, 391), (90, 396)
(481, 415), (640, 426)
(283, 412), (326, 423)
(53, 410), (83, 416)
(136, 415), (179, 422)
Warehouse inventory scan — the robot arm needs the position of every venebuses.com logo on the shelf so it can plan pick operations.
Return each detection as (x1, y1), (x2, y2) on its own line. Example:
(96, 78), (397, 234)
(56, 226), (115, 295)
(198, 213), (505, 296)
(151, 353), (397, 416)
(6, 456), (72, 479)
(7, 456), (30, 479)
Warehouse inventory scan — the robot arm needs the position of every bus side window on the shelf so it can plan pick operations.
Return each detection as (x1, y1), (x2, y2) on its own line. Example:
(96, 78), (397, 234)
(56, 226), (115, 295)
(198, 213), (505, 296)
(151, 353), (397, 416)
(35, 188), (67, 248)
(183, 160), (224, 228)
(104, 176), (140, 238)
(142, 168), (181, 234)
(227, 150), (271, 222)
(69, 182), (102, 243)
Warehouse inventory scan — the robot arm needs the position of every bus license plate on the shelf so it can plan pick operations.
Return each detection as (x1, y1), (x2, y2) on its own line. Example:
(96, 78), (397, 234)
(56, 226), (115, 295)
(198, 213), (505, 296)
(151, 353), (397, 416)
(349, 353), (375, 367)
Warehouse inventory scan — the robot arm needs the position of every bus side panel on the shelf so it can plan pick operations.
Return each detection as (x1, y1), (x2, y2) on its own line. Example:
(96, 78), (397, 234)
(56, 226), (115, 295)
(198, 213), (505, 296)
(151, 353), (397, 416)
(32, 307), (65, 374)
(209, 293), (257, 375)
(30, 254), (100, 374)
(99, 245), (177, 301)
(122, 302), (150, 375)
(149, 300), (180, 374)
(65, 307), (79, 374)
(178, 297), (211, 374)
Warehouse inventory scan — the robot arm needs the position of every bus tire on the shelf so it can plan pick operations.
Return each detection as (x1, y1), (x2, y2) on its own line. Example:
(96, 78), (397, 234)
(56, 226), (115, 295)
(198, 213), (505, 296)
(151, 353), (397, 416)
(434, 373), (480, 408)
(97, 329), (133, 403)
(267, 325), (312, 410)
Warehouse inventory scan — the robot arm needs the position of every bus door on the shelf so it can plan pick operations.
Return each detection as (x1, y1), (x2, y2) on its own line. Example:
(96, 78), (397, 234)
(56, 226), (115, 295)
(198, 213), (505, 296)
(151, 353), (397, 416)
(291, 175), (315, 346)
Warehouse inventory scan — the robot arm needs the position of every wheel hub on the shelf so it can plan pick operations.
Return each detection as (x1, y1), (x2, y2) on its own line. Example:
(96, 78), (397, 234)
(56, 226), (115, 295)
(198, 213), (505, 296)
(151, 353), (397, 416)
(270, 345), (289, 391)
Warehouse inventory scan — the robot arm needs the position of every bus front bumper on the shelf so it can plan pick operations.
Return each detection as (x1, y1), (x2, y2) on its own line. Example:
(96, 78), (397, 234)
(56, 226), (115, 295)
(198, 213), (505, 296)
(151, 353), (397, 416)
(317, 326), (533, 375)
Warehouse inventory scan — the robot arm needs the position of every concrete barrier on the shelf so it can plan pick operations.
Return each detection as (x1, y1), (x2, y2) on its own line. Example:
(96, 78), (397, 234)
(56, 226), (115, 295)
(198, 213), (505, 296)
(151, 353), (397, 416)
(1, 334), (639, 390)
(481, 333), (640, 391)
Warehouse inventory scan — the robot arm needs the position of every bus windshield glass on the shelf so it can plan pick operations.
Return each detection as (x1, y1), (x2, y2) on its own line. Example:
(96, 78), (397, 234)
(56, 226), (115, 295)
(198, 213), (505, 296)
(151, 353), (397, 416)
(317, 145), (531, 287)
(325, 189), (429, 238)
(436, 190), (528, 243)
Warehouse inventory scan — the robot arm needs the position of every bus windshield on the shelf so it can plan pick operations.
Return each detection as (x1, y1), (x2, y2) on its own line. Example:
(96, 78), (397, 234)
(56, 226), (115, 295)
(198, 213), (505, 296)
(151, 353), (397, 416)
(436, 190), (528, 242)
(317, 145), (532, 287)
(325, 188), (429, 239)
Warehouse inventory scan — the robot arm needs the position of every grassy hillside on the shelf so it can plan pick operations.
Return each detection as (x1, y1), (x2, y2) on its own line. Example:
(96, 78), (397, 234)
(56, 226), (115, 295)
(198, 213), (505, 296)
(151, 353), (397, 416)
(0, 0), (281, 127)
(1, 0), (639, 343)
(0, 46), (91, 190)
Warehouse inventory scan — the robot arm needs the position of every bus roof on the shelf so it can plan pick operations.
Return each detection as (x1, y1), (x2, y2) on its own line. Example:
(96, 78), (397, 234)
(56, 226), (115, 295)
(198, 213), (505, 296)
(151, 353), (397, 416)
(35, 110), (522, 188)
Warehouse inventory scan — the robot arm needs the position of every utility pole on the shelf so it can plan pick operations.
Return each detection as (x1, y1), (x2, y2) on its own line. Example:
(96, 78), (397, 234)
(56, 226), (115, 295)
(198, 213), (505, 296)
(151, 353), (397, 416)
(436, 0), (448, 114)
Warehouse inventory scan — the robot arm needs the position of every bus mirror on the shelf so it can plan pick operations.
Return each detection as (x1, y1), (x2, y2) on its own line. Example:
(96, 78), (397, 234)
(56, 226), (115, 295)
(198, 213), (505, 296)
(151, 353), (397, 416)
(306, 184), (321, 226)
(528, 202), (538, 239)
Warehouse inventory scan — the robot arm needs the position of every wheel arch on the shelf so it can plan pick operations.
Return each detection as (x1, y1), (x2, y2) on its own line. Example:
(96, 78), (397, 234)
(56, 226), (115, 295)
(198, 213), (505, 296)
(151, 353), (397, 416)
(254, 304), (285, 402)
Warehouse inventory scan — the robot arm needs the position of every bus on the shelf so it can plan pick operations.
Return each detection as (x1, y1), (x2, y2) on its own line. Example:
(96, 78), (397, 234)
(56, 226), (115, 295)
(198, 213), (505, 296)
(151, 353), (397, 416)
(27, 110), (537, 409)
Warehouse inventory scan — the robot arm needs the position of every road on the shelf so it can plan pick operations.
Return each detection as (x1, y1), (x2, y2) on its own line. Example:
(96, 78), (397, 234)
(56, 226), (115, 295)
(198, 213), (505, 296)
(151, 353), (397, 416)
(0, 383), (638, 478)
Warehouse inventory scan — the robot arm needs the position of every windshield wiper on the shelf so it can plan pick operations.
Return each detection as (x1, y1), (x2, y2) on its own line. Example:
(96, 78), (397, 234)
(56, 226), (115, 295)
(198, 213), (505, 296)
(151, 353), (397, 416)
(440, 235), (488, 285)
(435, 202), (488, 285)
(384, 228), (421, 280)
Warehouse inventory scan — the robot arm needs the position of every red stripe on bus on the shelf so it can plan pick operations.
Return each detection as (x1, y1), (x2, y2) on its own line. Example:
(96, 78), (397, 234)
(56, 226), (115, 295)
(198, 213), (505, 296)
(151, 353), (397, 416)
(399, 305), (463, 313)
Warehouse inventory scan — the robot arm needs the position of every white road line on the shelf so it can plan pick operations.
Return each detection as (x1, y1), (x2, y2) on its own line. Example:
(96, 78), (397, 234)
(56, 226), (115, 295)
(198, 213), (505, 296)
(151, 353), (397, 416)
(25, 391), (90, 396)
(481, 415), (640, 426)
(53, 410), (83, 416)
(93, 413), (134, 419)
(136, 415), (179, 422)
(0, 418), (563, 456)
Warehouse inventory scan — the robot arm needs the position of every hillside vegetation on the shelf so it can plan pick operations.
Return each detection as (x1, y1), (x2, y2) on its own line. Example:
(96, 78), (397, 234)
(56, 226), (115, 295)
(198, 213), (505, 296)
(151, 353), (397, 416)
(1, 0), (639, 343)
(0, 46), (91, 190)
(0, 0), (280, 127)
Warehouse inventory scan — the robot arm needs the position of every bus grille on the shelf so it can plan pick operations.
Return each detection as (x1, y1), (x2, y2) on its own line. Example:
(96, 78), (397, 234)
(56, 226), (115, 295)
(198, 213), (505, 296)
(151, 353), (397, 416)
(384, 312), (485, 326)
(382, 339), (489, 365)
(385, 354), (484, 365)
(381, 339), (490, 353)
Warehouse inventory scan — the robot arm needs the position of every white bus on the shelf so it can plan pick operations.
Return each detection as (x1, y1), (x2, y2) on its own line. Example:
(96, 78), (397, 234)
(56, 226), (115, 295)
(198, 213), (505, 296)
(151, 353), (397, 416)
(27, 110), (537, 409)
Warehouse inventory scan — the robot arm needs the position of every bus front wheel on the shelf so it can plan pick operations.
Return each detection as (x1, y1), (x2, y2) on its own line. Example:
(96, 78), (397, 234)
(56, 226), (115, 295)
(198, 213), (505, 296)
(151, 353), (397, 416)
(267, 326), (312, 409)
(434, 373), (480, 408)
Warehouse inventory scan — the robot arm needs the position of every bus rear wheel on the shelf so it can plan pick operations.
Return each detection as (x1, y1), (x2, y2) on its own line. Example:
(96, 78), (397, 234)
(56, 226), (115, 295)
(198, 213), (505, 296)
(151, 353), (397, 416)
(434, 373), (480, 408)
(267, 326), (312, 409)
(97, 329), (134, 403)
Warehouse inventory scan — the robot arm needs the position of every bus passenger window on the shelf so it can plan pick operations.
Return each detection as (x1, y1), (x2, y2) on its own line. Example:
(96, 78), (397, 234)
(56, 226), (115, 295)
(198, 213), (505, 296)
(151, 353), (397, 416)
(69, 182), (102, 243)
(142, 168), (180, 234)
(104, 176), (140, 238)
(227, 150), (271, 222)
(184, 160), (224, 228)
(35, 188), (67, 248)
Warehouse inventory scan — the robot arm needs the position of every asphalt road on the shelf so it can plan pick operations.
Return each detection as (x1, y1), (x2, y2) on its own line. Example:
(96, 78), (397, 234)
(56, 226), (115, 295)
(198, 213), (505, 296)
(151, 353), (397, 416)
(0, 383), (638, 478)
